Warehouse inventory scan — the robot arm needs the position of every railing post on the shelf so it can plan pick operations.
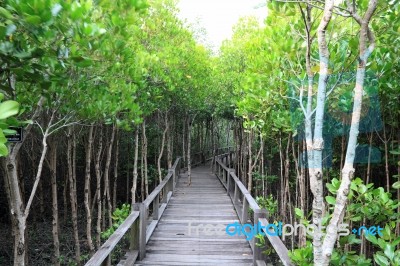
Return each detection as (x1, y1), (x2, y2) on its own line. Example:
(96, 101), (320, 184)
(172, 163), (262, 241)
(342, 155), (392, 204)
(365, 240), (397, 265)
(153, 194), (159, 220)
(101, 256), (111, 266)
(129, 212), (140, 252)
(134, 203), (147, 260)
(253, 209), (268, 265)
(241, 197), (249, 224)
(173, 167), (177, 190)
(227, 168), (235, 196)
(233, 183), (239, 206)
(222, 167), (226, 184)
(168, 169), (174, 194)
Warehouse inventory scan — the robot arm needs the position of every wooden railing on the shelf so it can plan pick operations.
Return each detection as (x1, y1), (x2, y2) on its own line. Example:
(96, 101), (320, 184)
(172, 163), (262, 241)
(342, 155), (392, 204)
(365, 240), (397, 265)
(213, 152), (293, 266)
(85, 157), (182, 266)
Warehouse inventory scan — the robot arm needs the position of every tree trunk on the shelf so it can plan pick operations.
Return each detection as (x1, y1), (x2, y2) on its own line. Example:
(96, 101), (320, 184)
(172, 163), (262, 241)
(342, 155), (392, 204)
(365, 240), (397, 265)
(309, 1), (336, 263)
(67, 127), (80, 264)
(63, 173), (68, 224)
(142, 121), (149, 199)
(131, 127), (139, 206)
(321, 1), (377, 264)
(383, 123), (390, 191)
(182, 117), (186, 164)
(1, 97), (45, 265)
(158, 113), (168, 183)
(95, 126), (103, 248)
(103, 124), (116, 228)
(187, 116), (193, 185)
(113, 127), (119, 211)
(84, 124), (95, 254)
(48, 139), (60, 266)
(167, 116), (173, 169)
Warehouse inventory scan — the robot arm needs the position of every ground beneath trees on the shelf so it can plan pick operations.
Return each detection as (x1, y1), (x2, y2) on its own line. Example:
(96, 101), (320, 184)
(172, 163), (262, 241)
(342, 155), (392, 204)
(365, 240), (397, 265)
(0, 209), (93, 265)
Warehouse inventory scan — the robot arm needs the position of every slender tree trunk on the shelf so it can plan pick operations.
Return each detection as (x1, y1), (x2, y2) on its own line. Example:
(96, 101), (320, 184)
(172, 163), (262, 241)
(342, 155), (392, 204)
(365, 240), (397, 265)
(131, 127), (139, 206)
(158, 113), (168, 183)
(103, 124), (116, 228)
(293, 138), (306, 247)
(322, 1), (377, 264)
(2, 97), (45, 266)
(113, 128), (119, 211)
(67, 127), (80, 264)
(126, 135), (130, 203)
(143, 121), (149, 198)
(182, 117), (186, 164)
(187, 117), (192, 185)
(383, 123), (390, 191)
(63, 173), (68, 224)
(308, 1), (337, 263)
(279, 135), (284, 218)
(283, 136), (291, 223)
(95, 126), (103, 248)
(396, 129), (400, 238)
(247, 129), (253, 193)
(48, 139), (60, 266)
(84, 124), (95, 254)
(167, 116), (173, 169)
(340, 118), (346, 179)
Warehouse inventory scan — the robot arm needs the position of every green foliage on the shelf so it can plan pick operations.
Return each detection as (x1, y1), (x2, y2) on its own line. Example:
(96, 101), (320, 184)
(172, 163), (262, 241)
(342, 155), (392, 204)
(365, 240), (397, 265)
(0, 93), (19, 156)
(101, 203), (131, 240)
(289, 241), (314, 266)
(289, 241), (372, 266)
(256, 194), (278, 217)
(326, 177), (399, 224)
(365, 225), (400, 266)
(255, 233), (275, 256)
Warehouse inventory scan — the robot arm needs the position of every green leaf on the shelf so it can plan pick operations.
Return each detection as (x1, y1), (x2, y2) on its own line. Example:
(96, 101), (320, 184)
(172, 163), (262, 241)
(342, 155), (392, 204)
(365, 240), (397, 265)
(0, 100), (20, 120)
(374, 253), (389, 266)
(25, 15), (42, 25)
(365, 233), (378, 245)
(0, 143), (8, 156)
(325, 195), (336, 205)
(2, 128), (17, 135)
(0, 7), (13, 19)
(0, 129), (6, 143)
(393, 181), (400, 189)
(295, 208), (304, 218)
(384, 244), (394, 260)
(389, 149), (400, 155)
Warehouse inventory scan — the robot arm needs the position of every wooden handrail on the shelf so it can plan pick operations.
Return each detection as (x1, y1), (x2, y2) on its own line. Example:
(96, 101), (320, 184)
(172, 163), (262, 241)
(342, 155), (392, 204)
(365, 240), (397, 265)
(85, 157), (182, 266)
(213, 152), (294, 266)
(85, 211), (140, 266)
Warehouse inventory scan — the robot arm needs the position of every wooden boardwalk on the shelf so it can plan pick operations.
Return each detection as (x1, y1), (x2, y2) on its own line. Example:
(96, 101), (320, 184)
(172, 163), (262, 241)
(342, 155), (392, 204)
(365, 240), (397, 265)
(134, 164), (253, 265)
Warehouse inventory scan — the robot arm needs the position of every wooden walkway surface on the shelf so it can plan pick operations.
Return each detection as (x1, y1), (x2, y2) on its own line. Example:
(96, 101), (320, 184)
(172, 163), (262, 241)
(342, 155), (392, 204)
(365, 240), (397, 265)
(134, 164), (253, 265)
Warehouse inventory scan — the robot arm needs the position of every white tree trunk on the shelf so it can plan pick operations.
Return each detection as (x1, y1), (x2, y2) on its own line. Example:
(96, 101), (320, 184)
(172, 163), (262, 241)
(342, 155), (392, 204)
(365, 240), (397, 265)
(320, 1), (377, 264)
